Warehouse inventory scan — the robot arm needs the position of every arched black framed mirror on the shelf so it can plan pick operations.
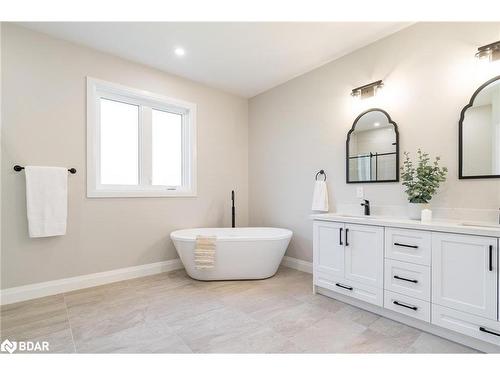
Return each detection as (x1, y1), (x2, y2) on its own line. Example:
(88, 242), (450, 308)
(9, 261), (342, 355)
(459, 75), (500, 179)
(346, 108), (399, 183)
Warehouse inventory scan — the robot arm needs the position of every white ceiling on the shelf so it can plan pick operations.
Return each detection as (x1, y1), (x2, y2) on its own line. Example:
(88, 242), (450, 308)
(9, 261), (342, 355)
(19, 22), (411, 97)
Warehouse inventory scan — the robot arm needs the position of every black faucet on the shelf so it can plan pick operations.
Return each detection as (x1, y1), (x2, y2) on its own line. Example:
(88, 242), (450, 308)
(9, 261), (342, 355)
(361, 199), (370, 216)
(231, 190), (235, 228)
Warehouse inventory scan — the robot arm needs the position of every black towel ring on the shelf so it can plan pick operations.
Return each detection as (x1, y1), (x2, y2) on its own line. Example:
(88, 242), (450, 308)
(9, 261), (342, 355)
(315, 170), (327, 181)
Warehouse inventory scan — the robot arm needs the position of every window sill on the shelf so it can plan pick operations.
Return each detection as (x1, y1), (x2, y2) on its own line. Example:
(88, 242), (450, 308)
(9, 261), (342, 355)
(87, 189), (197, 198)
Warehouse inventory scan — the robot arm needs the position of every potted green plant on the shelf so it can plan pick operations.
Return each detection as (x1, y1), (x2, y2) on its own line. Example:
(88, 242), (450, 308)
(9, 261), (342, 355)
(401, 149), (448, 220)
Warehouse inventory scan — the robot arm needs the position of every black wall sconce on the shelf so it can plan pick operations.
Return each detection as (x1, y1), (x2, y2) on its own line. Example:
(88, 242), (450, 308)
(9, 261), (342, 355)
(475, 40), (500, 62)
(351, 80), (384, 99)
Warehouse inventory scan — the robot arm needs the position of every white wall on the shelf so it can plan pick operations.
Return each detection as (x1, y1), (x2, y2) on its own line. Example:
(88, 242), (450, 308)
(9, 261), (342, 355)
(1, 24), (249, 288)
(249, 22), (500, 262)
(3, 22), (500, 286)
(0, 22), (3, 290)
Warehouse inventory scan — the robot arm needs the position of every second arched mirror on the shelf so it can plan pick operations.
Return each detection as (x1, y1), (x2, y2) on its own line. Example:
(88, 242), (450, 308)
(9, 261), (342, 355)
(459, 75), (500, 179)
(346, 109), (399, 183)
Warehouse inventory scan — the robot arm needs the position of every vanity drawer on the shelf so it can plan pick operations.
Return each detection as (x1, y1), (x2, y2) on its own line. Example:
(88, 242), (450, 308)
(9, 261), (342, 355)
(384, 259), (431, 301)
(432, 304), (500, 346)
(385, 228), (431, 266)
(384, 290), (430, 323)
(315, 276), (383, 307)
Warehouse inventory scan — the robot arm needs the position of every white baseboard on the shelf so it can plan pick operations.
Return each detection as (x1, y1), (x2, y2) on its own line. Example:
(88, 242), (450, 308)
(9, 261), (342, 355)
(281, 256), (313, 274)
(0, 258), (184, 306)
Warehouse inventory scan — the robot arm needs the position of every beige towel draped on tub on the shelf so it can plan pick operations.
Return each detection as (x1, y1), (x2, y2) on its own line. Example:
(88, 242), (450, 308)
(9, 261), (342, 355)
(194, 235), (217, 269)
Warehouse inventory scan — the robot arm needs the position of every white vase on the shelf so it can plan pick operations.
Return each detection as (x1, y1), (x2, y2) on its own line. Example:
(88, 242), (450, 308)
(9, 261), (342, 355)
(408, 203), (426, 220)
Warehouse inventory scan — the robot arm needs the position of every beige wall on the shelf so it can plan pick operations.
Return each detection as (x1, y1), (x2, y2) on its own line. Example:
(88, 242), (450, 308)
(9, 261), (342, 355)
(1, 24), (248, 288)
(0, 23), (3, 289)
(3, 22), (500, 287)
(249, 22), (500, 262)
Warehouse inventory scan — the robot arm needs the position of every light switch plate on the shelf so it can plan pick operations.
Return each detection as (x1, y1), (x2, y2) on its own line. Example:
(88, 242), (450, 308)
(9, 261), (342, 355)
(356, 187), (364, 198)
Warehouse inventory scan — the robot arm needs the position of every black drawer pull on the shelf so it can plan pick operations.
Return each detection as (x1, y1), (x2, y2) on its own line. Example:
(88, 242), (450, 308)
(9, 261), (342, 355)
(479, 327), (500, 337)
(394, 242), (418, 249)
(339, 228), (343, 246)
(393, 300), (418, 311)
(335, 283), (353, 291)
(345, 228), (349, 246)
(394, 275), (418, 284)
(488, 245), (493, 272)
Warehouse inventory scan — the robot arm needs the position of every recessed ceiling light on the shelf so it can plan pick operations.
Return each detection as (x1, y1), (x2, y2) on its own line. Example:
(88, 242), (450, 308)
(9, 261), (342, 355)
(374, 122), (380, 127)
(174, 47), (185, 56)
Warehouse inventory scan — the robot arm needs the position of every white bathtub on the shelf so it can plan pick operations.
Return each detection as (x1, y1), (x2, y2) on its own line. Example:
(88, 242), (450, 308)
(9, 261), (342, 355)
(170, 227), (293, 280)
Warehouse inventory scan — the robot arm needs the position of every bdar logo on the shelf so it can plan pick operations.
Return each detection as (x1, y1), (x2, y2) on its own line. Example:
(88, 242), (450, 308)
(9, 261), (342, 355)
(1, 339), (17, 354)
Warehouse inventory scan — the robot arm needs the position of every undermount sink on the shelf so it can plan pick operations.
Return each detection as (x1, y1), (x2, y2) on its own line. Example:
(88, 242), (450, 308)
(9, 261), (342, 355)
(460, 222), (500, 229)
(334, 214), (374, 219)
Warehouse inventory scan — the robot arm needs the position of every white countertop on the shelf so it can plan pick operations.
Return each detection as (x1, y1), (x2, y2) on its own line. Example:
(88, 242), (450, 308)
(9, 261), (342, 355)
(312, 213), (500, 238)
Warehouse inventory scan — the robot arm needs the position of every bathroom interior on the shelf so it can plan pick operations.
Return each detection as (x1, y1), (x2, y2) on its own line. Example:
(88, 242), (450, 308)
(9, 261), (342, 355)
(1, 17), (500, 361)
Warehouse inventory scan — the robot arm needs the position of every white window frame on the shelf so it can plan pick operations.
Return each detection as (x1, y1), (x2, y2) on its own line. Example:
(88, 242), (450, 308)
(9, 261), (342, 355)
(87, 77), (197, 197)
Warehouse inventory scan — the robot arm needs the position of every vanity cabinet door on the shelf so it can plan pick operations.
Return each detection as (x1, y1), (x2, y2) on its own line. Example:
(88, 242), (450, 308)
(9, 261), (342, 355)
(344, 224), (384, 288)
(313, 221), (345, 281)
(432, 233), (498, 320)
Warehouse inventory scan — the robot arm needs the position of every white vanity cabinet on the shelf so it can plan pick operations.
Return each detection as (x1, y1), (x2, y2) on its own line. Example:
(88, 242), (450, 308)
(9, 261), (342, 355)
(312, 215), (500, 352)
(432, 233), (498, 320)
(313, 221), (344, 280)
(313, 221), (384, 306)
(344, 224), (384, 288)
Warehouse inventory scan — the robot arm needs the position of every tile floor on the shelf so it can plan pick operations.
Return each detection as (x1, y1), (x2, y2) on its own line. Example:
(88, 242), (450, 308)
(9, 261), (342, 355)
(0, 267), (477, 353)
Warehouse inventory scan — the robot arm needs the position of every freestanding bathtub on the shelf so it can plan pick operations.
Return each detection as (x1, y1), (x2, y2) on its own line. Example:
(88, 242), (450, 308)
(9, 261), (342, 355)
(170, 227), (293, 280)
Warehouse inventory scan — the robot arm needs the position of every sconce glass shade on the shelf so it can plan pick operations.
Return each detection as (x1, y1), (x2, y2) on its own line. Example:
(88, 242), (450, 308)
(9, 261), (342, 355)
(475, 41), (500, 62)
(351, 80), (384, 99)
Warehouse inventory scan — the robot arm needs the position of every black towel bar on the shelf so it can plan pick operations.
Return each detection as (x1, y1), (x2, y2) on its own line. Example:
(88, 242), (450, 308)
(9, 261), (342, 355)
(13, 165), (77, 174)
(315, 170), (327, 181)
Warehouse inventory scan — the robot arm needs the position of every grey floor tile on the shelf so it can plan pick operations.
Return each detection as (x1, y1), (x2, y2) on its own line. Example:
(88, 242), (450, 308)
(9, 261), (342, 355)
(198, 325), (305, 353)
(168, 306), (262, 351)
(1, 294), (66, 330)
(289, 314), (368, 353)
(340, 328), (411, 353)
(75, 320), (191, 353)
(408, 332), (478, 353)
(0, 266), (480, 354)
(0, 294), (74, 353)
(333, 304), (380, 327)
(298, 293), (348, 313)
(258, 302), (332, 338)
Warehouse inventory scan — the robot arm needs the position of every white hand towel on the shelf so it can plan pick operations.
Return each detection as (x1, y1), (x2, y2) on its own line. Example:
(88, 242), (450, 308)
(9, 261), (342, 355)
(311, 180), (329, 212)
(25, 166), (68, 238)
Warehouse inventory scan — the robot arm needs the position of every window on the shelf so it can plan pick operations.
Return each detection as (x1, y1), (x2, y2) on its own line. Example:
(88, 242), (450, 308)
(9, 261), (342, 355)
(87, 77), (196, 197)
